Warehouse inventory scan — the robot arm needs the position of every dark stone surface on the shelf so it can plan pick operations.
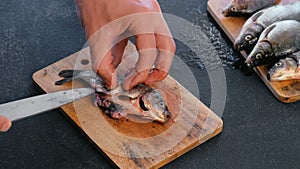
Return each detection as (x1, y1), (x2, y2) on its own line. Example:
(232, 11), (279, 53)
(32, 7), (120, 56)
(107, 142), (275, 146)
(0, 0), (299, 168)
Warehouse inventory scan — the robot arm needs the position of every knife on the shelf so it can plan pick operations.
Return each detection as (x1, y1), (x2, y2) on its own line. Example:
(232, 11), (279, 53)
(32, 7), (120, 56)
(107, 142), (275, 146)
(0, 88), (94, 121)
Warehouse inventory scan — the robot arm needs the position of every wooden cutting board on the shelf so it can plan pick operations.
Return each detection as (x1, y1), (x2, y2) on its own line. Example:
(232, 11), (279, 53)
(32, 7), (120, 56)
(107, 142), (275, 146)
(207, 0), (300, 103)
(33, 44), (223, 169)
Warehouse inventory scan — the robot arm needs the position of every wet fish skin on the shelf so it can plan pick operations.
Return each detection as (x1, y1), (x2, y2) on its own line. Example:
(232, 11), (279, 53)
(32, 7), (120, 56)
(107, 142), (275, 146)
(234, 2), (300, 51)
(55, 70), (171, 123)
(245, 20), (300, 67)
(222, 0), (277, 17)
(140, 89), (171, 123)
(267, 51), (300, 81)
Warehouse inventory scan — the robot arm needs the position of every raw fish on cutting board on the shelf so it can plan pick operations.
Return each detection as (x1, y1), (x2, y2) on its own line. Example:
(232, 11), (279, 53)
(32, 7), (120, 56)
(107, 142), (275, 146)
(33, 44), (223, 169)
(208, 0), (300, 103)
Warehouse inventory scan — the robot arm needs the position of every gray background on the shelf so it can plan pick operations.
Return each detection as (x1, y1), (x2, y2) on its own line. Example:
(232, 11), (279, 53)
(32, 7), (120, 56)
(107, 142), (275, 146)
(0, 0), (299, 168)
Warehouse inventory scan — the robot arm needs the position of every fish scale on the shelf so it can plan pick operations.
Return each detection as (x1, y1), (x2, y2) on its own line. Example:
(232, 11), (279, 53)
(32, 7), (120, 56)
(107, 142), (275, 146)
(222, 0), (277, 16)
(258, 4), (300, 27)
(268, 51), (300, 81)
(246, 20), (300, 67)
(234, 2), (300, 51)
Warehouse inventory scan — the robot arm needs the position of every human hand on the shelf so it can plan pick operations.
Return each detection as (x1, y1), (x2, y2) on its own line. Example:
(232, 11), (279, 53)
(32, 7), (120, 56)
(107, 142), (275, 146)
(0, 115), (11, 132)
(75, 0), (176, 90)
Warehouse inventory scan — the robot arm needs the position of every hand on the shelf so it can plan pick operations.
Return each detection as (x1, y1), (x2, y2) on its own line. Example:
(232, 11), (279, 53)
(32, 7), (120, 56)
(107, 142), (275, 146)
(75, 0), (176, 90)
(0, 115), (11, 132)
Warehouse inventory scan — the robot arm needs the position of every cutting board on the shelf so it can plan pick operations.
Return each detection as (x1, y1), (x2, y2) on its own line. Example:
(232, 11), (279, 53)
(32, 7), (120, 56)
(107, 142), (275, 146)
(207, 0), (300, 103)
(33, 43), (223, 169)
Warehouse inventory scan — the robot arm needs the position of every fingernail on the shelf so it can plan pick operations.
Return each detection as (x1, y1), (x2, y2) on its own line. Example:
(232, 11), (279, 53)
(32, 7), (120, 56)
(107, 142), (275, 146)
(0, 122), (12, 132)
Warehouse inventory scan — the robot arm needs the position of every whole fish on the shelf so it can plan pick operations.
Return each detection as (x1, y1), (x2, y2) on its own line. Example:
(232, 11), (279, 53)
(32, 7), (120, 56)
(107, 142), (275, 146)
(55, 70), (172, 123)
(222, 0), (277, 17)
(234, 2), (300, 51)
(267, 51), (300, 81)
(245, 20), (300, 67)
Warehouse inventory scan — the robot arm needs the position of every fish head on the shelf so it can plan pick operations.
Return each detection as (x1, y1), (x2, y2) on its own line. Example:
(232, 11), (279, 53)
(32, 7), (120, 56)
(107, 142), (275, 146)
(245, 41), (275, 67)
(234, 23), (264, 51)
(139, 89), (171, 123)
(222, 1), (248, 17)
(267, 57), (298, 81)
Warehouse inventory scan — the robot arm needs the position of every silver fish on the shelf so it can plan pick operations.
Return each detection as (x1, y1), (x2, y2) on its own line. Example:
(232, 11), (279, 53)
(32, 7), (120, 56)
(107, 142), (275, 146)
(267, 51), (300, 81)
(245, 20), (300, 67)
(234, 2), (300, 51)
(55, 70), (172, 123)
(222, 0), (277, 17)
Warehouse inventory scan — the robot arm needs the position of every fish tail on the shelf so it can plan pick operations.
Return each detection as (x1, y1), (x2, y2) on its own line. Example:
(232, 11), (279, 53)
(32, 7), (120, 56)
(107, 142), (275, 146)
(56, 70), (89, 85)
(58, 70), (80, 78)
(55, 78), (73, 85)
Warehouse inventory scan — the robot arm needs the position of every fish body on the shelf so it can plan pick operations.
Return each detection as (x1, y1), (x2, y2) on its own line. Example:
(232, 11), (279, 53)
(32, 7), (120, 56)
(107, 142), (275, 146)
(245, 20), (300, 67)
(222, 0), (277, 17)
(234, 2), (300, 51)
(267, 51), (300, 81)
(55, 70), (171, 123)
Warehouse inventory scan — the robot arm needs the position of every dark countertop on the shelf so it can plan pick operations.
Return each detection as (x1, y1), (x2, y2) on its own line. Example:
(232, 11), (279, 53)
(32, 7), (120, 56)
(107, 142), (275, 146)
(0, 0), (299, 168)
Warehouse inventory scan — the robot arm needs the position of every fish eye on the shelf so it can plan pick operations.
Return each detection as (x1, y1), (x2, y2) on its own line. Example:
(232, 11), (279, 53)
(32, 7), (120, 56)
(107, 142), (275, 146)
(231, 7), (237, 12)
(245, 35), (252, 41)
(158, 102), (165, 107)
(255, 53), (262, 59)
(275, 62), (282, 67)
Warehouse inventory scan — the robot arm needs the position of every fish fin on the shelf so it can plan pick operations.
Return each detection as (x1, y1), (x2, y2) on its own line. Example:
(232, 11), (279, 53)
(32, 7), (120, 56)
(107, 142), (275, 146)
(280, 49), (296, 57)
(58, 70), (75, 78)
(263, 24), (276, 38)
(56, 70), (90, 85)
(291, 51), (300, 61)
(55, 77), (73, 85)
(288, 55), (299, 65)
(251, 11), (263, 21)
(259, 39), (270, 43)
(58, 70), (84, 78)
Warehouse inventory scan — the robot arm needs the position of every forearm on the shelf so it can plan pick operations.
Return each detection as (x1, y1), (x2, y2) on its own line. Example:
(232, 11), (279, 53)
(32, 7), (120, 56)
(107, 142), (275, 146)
(74, 0), (109, 38)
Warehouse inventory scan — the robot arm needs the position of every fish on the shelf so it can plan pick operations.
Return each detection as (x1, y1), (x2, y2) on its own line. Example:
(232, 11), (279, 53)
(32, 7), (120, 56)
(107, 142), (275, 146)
(55, 70), (172, 123)
(245, 20), (300, 67)
(222, 0), (277, 17)
(267, 51), (300, 81)
(234, 2), (300, 51)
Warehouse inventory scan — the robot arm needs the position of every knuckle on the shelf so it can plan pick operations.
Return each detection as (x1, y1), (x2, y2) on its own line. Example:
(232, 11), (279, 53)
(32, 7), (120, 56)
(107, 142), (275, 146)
(168, 39), (176, 53)
(139, 5), (153, 12)
(159, 37), (176, 54)
(152, 1), (161, 11)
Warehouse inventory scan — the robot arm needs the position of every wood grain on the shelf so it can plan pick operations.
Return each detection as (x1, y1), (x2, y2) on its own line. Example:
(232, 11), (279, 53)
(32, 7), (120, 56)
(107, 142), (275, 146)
(207, 0), (300, 103)
(32, 44), (223, 169)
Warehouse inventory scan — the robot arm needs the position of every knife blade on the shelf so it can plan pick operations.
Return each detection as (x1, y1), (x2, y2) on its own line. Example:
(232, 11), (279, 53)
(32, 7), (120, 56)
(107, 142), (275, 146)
(0, 88), (94, 121)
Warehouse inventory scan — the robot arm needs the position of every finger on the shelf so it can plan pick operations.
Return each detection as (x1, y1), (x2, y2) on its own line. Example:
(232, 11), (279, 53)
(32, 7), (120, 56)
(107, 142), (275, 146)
(122, 34), (157, 90)
(0, 115), (12, 132)
(144, 68), (168, 85)
(145, 34), (175, 84)
(112, 38), (129, 68)
(88, 29), (118, 89)
(93, 49), (117, 89)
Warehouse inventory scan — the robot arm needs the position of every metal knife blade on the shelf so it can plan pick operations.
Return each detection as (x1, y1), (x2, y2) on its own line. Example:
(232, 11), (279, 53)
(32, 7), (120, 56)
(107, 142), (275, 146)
(0, 88), (94, 121)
